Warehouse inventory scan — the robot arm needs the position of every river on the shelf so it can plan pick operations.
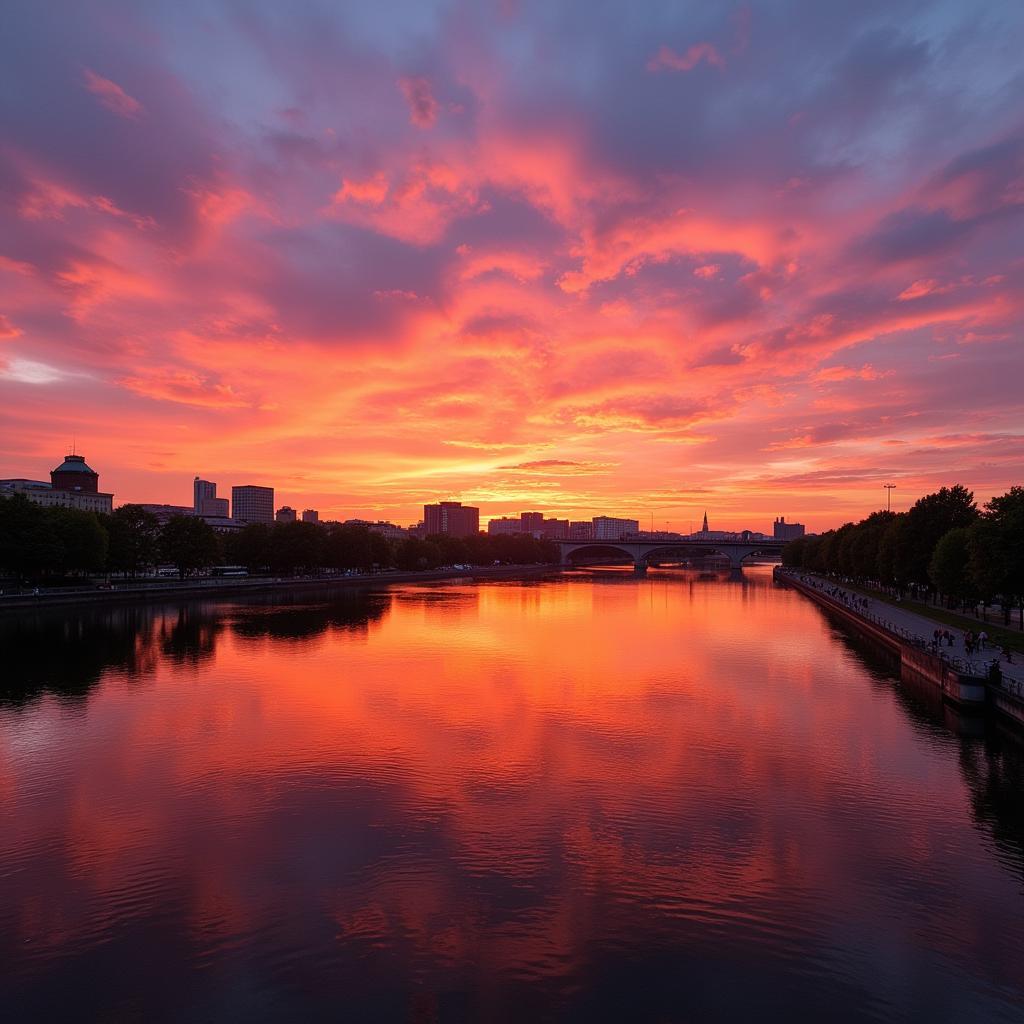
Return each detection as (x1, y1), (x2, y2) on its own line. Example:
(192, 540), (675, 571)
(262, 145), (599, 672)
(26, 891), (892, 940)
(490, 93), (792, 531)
(2, 567), (1023, 1022)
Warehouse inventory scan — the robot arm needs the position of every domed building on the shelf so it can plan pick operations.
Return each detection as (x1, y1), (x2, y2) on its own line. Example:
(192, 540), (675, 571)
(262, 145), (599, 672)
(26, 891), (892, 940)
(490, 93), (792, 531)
(0, 451), (113, 514)
(50, 454), (100, 494)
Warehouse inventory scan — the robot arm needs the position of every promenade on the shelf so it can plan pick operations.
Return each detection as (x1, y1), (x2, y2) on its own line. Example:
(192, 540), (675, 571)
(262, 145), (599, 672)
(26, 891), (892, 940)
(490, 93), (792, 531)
(778, 569), (1024, 692)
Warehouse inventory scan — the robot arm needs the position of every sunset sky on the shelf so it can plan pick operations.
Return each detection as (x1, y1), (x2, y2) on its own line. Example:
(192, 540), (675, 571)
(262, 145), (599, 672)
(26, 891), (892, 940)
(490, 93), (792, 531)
(1, 1), (1022, 531)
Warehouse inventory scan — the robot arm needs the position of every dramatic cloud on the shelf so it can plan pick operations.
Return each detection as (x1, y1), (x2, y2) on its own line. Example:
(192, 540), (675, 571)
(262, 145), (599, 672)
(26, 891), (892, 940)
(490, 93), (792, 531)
(0, 0), (1022, 530)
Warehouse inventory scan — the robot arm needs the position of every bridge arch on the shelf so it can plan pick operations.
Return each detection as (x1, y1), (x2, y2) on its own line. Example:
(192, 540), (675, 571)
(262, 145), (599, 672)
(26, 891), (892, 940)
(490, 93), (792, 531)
(640, 544), (778, 568)
(561, 543), (638, 566)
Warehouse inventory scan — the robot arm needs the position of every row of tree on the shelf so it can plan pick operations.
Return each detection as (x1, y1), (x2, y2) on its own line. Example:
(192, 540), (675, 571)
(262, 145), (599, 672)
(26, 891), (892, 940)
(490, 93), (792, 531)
(0, 493), (560, 580)
(781, 485), (1024, 626)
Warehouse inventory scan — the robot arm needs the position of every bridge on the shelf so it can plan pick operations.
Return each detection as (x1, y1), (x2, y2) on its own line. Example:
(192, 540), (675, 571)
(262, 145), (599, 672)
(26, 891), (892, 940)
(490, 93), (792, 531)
(556, 536), (786, 573)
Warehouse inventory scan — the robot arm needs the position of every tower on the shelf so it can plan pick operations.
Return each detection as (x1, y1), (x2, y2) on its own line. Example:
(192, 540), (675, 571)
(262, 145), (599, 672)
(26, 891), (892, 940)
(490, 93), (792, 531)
(702, 510), (709, 533)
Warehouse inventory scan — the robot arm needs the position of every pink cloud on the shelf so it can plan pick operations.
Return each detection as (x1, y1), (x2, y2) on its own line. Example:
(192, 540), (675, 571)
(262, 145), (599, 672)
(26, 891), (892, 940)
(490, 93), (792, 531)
(897, 278), (951, 301)
(693, 263), (720, 279)
(82, 68), (143, 119)
(398, 77), (439, 128)
(811, 364), (887, 383)
(647, 43), (725, 73)
(334, 172), (390, 205)
(0, 314), (22, 339)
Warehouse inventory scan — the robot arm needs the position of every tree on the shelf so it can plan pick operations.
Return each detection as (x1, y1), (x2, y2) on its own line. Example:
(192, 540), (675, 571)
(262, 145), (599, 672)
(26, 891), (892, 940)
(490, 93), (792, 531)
(929, 528), (976, 609)
(877, 514), (905, 588)
(782, 536), (807, 567)
(0, 494), (61, 577)
(325, 523), (374, 571)
(49, 508), (109, 574)
(160, 516), (220, 579)
(849, 510), (895, 581)
(104, 505), (160, 575)
(226, 523), (272, 572)
(969, 487), (1024, 627)
(268, 521), (326, 574)
(895, 485), (978, 594)
(395, 536), (440, 571)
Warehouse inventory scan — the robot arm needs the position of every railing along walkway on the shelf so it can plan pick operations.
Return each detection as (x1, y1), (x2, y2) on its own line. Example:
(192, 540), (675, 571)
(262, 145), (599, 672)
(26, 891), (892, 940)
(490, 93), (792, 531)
(777, 569), (1024, 689)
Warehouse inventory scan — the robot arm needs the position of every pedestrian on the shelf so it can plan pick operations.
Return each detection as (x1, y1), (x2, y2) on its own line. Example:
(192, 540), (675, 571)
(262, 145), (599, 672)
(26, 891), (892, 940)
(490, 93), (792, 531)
(978, 630), (988, 651)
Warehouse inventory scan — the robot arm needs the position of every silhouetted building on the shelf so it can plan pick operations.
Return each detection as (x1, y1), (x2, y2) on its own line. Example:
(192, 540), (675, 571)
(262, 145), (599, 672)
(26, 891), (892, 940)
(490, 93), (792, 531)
(423, 501), (479, 537)
(302, 509), (319, 523)
(193, 477), (229, 517)
(569, 521), (594, 540)
(693, 511), (734, 540)
(1, 452), (113, 514)
(542, 518), (569, 539)
(232, 485), (274, 524)
(203, 516), (244, 533)
(344, 518), (406, 540)
(194, 477), (214, 511)
(487, 516), (521, 536)
(137, 503), (195, 525)
(276, 506), (297, 523)
(773, 517), (806, 541)
(593, 516), (639, 540)
(520, 512), (544, 534)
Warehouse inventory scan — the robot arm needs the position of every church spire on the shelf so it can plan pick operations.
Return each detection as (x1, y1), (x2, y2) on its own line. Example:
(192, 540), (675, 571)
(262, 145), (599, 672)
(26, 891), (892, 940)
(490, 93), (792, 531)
(702, 510), (709, 533)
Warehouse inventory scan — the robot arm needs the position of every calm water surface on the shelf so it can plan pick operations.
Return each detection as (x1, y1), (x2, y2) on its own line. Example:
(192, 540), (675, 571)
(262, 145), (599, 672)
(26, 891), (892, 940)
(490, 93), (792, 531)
(2, 568), (1023, 1022)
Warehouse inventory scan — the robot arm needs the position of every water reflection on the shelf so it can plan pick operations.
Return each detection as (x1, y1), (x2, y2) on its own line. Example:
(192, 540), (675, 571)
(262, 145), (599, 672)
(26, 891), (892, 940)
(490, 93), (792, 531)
(1, 569), (1023, 1022)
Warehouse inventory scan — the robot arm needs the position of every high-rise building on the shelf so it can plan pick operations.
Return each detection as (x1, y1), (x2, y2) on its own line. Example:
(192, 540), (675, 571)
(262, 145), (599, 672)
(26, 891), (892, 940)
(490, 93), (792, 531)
(276, 506), (297, 523)
(193, 477), (229, 516)
(593, 516), (639, 540)
(232, 485), (274, 524)
(569, 521), (594, 540)
(194, 477), (215, 511)
(1, 453), (113, 514)
(423, 501), (479, 537)
(773, 516), (806, 541)
(302, 509), (319, 523)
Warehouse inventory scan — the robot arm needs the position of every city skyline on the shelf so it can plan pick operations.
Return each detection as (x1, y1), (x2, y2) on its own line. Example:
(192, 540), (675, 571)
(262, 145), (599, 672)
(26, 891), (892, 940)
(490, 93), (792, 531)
(1, 4), (1022, 532)
(0, 444), (1005, 535)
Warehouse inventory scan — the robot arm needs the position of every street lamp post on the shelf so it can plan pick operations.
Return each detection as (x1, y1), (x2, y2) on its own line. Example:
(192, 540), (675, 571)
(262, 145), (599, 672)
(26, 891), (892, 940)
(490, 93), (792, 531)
(883, 483), (896, 512)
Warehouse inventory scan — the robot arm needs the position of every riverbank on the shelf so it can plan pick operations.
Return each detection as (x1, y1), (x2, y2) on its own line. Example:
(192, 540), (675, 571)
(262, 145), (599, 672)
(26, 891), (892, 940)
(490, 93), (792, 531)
(775, 567), (1024, 731)
(0, 563), (563, 613)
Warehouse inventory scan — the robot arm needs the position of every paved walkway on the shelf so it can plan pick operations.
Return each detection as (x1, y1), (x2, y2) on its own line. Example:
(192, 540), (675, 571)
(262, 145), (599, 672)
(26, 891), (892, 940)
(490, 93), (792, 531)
(780, 570), (1024, 689)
